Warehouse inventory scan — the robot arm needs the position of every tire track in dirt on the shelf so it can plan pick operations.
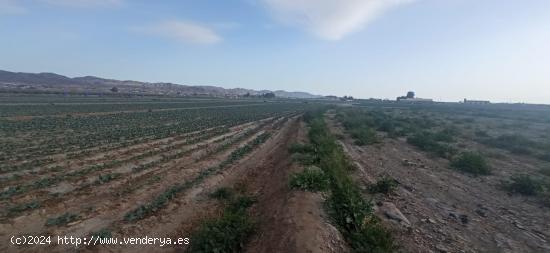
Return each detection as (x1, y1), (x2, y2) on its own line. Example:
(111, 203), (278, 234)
(243, 118), (349, 253)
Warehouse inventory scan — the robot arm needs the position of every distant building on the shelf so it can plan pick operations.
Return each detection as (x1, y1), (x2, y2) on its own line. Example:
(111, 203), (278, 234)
(463, 99), (490, 105)
(397, 91), (433, 103)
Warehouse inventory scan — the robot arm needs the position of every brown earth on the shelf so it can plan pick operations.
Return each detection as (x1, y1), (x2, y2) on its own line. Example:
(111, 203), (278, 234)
(326, 113), (550, 253)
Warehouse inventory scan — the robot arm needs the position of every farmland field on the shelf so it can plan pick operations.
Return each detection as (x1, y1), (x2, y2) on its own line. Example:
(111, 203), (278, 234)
(0, 94), (317, 252)
(2, 94), (550, 252)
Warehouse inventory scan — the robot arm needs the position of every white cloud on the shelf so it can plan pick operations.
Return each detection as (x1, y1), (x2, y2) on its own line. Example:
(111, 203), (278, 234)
(133, 21), (222, 45)
(0, 0), (26, 15)
(41, 0), (123, 8)
(262, 0), (416, 40)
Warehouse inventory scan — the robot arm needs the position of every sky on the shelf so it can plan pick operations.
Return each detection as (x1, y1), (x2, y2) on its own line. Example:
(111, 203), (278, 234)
(1, 0), (550, 103)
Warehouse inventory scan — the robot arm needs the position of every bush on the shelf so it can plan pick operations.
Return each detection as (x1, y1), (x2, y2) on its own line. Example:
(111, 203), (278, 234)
(481, 134), (535, 155)
(350, 127), (379, 146)
(505, 174), (543, 196)
(349, 218), (396, 253)
(289, 143), (315, 154)
(227, 196), (257, 213)
(289, 166), (329, 192)
(433, 128), (457, 143)
(190, 194), (256, 253)
(190, 211), (254, 253)
(209, 187), (233, 200)
(291, 152), (318, 166)
(96, 173), (119, 184)
(451, 152), (491, 175)
(369, 176), (399, 194)
(7, 200), (40, 216)
(46, 212), (80, 226)
(407, 132), (457, 159)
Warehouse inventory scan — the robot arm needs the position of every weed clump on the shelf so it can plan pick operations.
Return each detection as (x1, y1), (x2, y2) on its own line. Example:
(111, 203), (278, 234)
(46, 212), (80, 226)
(289, 166), (329, 192)
(190, 192), (256, 253)
(7, 200), (40, 216)
(209, 187), (234, 200)
(369, 176), (399, 194)
(407, 131), (457, 159)
(190, 211), (254, 253)
(348, 218), (396, 252)
(481, 134), (535, 155)
(451, 152), (491, 176)
(96, 173), (120, 184)
(289, 143), (315, 154)
(505, 174), (543, 196)
(307, 115), (396, 252)
(350, 127), (380, 146)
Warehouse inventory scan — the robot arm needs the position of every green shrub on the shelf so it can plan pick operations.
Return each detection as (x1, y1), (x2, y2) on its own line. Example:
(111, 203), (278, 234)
(289, 166), (329, 192)
(377, 120), (395, 133)
(190, 194), (256, 253)
(7, 200), (40, 216)
(451, 152), (491, 175)
(433, 128), (457, 142)
(289, 143), (315, 154)
(209, 187), (234, 200)
(190, 211), (254, 253)
(369, 176), (399, 194)
(307, 110), (395, 252)
(349, 218), (396, 253)
(505, 174), (543, 196)
(407, 132), (457, 159)
(46, 212), (80, 226)
(350, 127), (379, 146)
(481, 134), (535, 155)
(96, 173), (120, 184)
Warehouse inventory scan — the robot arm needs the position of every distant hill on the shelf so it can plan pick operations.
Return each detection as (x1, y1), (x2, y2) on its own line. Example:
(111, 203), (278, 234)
(0, 70), (321, 98)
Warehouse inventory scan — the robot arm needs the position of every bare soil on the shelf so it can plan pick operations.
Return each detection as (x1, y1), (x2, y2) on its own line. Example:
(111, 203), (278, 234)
(326, 113), (550, 253)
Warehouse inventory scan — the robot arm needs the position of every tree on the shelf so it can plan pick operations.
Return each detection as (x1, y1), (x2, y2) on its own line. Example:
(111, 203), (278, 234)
(110, 87), (119, 93)
(262, 92), (275, 98)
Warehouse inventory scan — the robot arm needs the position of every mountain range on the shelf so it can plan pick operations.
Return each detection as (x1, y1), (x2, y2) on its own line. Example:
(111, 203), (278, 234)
(0, 70), (320, 99)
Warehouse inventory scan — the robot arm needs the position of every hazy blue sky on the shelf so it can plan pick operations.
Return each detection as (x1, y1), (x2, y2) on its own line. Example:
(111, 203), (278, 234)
(1, 0), (549, 103)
